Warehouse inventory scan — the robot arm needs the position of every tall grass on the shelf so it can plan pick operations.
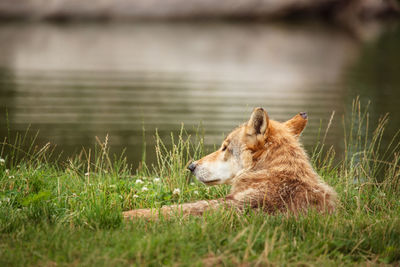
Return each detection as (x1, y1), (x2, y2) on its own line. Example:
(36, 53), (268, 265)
(0, 99), (399, 266)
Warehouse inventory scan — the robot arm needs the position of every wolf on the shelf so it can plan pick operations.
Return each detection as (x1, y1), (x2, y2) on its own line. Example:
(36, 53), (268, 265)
(123, 108), (337, 219)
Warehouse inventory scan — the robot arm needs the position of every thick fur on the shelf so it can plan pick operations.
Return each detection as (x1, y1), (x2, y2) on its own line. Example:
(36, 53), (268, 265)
(123, 108), (337, 219)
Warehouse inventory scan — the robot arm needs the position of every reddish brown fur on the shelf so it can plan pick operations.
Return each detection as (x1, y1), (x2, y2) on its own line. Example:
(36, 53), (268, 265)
(123, 108), (337, 220)
(230, 118), (336, 214)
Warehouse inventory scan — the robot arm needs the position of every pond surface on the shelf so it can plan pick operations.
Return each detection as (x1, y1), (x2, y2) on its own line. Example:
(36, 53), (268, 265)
(0, 22), (399, 166)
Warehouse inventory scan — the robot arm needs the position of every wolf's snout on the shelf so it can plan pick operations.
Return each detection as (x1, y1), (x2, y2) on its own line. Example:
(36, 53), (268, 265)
(188, 162), (197, 172)
(300, 112), (308, 119)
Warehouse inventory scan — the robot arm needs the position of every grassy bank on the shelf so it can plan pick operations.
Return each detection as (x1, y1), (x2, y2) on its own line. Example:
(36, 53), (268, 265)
(1, 100), (400, 266)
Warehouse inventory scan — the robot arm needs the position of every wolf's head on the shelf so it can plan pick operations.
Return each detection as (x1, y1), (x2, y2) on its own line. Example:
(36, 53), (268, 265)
(188, 108), (308, 185)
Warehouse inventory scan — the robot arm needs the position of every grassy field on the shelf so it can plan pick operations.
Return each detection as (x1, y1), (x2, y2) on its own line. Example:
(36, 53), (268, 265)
(1, 101), (400, 266)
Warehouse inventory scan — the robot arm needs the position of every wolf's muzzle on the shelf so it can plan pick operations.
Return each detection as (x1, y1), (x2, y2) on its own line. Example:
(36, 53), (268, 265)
(188, 162), (197, 172)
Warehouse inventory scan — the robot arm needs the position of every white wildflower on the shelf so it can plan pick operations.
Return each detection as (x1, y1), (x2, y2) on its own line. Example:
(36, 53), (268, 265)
(5, 169), (9, 174)
(133, 194), (139, 198)
(84, 172), (89, 176)
(173, 188), (181, 195)
(9, 175), (15, 179)
(72, 193), (77, 197)
(153, 177), (161, 183)
(0, 158), (5, 165)
(142, 186), (148, 192)
(190, 182), (195, 186)
(194, 190), (199, 195)
(135, 179), (144, 184)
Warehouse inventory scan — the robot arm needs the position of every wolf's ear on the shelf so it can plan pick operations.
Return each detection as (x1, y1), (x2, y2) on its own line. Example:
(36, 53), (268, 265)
(246, 107), (269, 136)
(284, 112), (308, 138)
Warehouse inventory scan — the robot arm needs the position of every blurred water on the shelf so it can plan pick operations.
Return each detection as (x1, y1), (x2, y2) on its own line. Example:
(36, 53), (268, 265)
(0, 22), (399, 166)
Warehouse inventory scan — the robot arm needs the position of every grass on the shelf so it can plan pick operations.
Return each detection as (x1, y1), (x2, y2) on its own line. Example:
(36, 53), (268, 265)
(0, 99), (399, 266)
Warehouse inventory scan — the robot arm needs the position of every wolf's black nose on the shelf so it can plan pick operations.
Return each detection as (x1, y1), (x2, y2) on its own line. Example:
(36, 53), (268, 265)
(188, 162), (196, 172)
(300, 112), (308, 119)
